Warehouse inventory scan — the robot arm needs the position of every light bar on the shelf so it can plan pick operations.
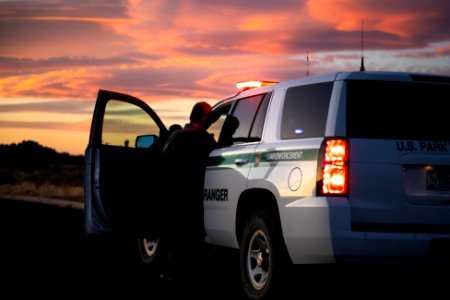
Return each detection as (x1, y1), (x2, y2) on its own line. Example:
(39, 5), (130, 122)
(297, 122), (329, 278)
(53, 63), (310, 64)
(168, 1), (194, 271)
(235, 80), (278, 91)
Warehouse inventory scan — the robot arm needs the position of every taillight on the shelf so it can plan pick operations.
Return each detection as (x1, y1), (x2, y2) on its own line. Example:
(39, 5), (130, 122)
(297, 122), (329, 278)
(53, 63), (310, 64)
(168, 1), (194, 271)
(317, 138), (348, 195)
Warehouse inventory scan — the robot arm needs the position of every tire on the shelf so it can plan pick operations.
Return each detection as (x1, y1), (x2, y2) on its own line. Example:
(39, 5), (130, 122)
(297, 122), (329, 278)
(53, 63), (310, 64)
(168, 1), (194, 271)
(136, 237), (167, 275)
(137, 237), (161, 265)
(240, 211), (288, 300)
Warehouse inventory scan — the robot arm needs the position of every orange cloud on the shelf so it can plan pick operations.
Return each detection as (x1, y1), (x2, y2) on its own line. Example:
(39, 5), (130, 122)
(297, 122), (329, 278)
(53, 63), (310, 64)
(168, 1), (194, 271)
(0, 68), (107, 99)
(306, 0), (446, 39)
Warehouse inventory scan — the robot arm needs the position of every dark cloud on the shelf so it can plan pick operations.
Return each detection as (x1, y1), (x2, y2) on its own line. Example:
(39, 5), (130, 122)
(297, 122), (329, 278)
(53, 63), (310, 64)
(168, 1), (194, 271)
(0, 0), (132, 57)
(98, 65), (213, 96)
(0, 119), (90, 132)
(0, 53), (163, 75)
(0, 99), (94, 114)
(175, 45), (256, 56)
(0, 19), (132, 57)
(187, 0), (306, 12)
(0, 0), (128, 19)
(281, 28), (408, 53)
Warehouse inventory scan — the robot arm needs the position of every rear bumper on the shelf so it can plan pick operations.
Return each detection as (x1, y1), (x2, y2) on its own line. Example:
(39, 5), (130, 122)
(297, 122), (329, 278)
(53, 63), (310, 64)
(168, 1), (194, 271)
(280, 197), (450, 264)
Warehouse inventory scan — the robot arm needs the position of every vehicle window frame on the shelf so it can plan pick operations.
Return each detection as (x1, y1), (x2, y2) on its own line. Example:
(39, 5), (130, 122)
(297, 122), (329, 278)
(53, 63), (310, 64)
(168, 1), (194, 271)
(225, 93), (267, 145)
(101, 99), (162, 149)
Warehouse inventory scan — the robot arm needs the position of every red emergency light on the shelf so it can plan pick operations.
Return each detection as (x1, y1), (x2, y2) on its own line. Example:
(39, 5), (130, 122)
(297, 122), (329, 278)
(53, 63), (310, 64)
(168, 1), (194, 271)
(235, 80), (278, 91)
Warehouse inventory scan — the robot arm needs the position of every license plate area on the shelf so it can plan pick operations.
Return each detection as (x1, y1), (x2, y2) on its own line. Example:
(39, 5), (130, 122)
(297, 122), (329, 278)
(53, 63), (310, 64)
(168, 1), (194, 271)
(427, 167), (450, 191)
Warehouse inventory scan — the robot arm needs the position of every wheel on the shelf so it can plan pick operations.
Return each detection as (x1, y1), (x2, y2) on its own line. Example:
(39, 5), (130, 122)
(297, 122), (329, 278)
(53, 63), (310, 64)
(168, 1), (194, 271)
(137, 237), (160, 265)
(240, 211), (288, 300)
(136, 237), (168, 276)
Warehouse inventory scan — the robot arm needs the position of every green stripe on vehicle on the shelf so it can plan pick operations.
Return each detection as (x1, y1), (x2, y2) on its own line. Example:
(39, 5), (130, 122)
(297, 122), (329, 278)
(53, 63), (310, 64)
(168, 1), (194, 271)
(208, 152), (255, 166)
(260, 149), (318, 162)
(208, 149), (318, 166)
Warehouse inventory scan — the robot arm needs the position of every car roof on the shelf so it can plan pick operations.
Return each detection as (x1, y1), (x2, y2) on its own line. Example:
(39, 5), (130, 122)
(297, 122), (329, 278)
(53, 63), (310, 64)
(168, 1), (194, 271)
(213, 70), (450, 108)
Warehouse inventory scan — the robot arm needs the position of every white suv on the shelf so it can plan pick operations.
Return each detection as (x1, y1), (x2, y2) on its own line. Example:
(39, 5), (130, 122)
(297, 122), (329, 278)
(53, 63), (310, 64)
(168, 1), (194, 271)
(84, 71), (450, 299)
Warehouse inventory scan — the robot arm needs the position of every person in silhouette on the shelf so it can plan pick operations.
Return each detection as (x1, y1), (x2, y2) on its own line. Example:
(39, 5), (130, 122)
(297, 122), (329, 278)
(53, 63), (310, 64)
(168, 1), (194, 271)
(160, 101), (217, 280)
(168, 123), (182, 136)
(218, 115), (239, 147)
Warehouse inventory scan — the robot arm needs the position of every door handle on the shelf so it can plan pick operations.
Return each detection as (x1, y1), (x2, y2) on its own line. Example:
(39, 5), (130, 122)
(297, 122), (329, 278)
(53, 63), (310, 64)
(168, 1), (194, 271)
(234, 158), (248, 166)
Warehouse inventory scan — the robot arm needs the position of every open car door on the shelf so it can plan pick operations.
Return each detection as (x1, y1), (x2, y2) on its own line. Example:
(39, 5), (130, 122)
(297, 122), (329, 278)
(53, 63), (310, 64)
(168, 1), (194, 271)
(84, 89), (168, 239)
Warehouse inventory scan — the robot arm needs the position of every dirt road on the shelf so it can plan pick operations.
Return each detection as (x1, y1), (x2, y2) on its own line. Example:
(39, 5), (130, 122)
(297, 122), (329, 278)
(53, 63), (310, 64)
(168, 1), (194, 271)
(0, 196), (448, 299)
(0, 197), (245, 298)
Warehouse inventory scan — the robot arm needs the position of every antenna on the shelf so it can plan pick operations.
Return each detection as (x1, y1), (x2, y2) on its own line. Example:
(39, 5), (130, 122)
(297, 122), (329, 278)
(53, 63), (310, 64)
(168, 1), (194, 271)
(360, 18), (365, 71)
(306, 50), (309, 77)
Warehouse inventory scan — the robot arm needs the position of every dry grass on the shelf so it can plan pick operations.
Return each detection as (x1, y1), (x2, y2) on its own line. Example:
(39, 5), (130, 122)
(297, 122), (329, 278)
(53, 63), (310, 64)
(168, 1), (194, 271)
(0, 181), (83, 202)
(0, 164), (84, 202)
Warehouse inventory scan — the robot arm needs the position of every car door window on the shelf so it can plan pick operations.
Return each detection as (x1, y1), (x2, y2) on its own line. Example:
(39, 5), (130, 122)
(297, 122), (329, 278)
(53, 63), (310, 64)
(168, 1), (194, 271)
(228, 94), (265, 144)
(281, 82), (333, 139)
(209, 103), (233, 144)
(249, 92), (271, 142)
(102, 99), (160, 148)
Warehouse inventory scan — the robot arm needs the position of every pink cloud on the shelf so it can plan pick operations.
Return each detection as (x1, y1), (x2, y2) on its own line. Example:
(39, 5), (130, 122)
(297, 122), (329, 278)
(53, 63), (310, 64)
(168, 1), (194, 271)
(396, 44), (450, 59)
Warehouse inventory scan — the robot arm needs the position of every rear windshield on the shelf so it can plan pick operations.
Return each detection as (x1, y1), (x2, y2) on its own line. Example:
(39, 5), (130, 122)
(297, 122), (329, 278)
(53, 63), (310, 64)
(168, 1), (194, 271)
(346, 80), (450, 141)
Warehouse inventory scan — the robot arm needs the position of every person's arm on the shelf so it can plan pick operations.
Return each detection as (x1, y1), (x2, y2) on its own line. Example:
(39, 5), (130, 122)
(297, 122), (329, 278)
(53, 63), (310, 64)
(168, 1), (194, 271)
(205, 131), (218, 153)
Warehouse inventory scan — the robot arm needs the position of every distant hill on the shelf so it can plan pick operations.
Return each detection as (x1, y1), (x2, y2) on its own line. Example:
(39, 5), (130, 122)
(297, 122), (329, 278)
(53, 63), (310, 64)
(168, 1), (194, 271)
(0, 140), (84, 201)
(0, 140), (83, 170)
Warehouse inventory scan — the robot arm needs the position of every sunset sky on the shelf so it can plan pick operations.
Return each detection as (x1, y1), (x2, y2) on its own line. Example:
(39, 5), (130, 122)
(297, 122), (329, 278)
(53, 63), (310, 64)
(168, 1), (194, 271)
(1, 0), (450, 155)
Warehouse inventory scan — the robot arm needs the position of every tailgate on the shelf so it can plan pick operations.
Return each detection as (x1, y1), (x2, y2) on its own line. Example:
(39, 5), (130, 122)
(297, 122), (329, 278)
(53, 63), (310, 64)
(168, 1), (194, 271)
(348, 139), (450, 229)
(344, 77), (450, 231)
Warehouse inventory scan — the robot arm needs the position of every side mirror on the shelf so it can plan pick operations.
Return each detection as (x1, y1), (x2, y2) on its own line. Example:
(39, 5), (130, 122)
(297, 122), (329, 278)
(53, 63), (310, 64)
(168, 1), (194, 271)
(136, 135), (158, 148)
